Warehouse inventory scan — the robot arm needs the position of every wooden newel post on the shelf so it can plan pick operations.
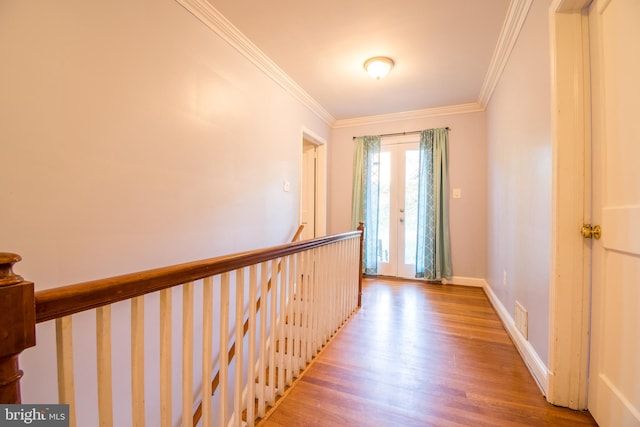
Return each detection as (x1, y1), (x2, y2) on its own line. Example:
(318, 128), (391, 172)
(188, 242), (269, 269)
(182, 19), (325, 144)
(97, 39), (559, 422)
(357, 222), (364, 308)
(0, 253), (36, 403)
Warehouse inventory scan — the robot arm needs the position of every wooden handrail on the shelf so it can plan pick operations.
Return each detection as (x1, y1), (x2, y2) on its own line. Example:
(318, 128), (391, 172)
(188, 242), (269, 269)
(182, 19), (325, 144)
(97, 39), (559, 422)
(35, 230), (359, 324)
(291, 223), (305, 242)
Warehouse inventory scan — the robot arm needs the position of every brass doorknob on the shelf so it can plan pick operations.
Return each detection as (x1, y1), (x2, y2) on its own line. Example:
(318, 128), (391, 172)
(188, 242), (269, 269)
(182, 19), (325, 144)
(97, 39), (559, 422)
(581, 224), (601, 240)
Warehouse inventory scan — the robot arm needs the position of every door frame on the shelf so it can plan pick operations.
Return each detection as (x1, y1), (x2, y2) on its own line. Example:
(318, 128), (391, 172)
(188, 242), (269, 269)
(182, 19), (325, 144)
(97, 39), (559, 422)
(300, 127), (327, 237)
(547, 0), (592, 409)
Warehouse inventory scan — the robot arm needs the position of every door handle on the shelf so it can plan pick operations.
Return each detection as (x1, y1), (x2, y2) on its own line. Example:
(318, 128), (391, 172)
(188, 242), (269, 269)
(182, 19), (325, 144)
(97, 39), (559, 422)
(581, 224), (601, 240)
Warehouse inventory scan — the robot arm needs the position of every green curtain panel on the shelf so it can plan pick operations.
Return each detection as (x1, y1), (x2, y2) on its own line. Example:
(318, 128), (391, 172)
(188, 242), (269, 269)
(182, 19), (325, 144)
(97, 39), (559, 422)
(416, 128), (452, 280)
(351, 135), (381, 274)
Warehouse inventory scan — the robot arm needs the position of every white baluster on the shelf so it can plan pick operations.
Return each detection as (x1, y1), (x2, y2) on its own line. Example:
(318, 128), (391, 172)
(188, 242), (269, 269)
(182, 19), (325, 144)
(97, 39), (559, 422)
(131, 296), (145, 427)
(182, 282), (194, 427)
(268, 258), (278, 404)
(246, 265), (258, 426)
(159, 288), (172, 427)
(277, 257), (287, 396)
(219, 273), (230, 427)
(257, 262), (268, 417)
(96, 306), (113, 427)
(285, 255), (295, 386)
(56, 316), (76, 427)
(233, 269), (244, 426)
(291, 253), (300, 377)
(201, 277), (213, 427)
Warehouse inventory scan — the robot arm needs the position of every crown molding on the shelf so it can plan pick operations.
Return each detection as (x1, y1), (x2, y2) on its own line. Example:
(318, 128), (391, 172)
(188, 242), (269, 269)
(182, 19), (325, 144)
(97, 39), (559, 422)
(175, 0), (335, 125)
(176, 0), (533, 128)
(477, 0), (534, 108)
(332, 102), (484, 129)
(551, 0), (592, 12)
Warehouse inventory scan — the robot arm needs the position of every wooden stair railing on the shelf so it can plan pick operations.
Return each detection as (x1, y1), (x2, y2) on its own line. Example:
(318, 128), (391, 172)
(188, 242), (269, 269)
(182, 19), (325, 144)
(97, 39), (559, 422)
(0, 224), (364, 427)
(191, 224), (305, 425)
(0, 253), (35, 404)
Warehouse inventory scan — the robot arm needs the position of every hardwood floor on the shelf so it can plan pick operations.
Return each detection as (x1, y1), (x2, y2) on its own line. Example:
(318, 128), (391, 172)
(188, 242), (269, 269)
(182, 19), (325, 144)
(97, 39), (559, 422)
(260, 278), (598, 427)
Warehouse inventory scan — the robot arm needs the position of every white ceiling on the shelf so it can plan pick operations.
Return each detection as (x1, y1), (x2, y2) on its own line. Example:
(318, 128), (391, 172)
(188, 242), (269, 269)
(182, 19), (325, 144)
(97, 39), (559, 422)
(205, 0), (511, 121)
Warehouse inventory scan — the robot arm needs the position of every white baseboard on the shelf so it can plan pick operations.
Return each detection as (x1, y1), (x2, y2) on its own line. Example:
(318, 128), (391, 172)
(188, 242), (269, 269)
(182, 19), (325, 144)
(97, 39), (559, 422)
(481, 279), (549, 396)
(443, 276), (485, 287)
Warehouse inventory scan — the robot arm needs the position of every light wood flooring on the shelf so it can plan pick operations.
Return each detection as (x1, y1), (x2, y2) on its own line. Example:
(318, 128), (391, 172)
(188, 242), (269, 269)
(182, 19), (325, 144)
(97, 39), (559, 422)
(260, 278), (598, 426)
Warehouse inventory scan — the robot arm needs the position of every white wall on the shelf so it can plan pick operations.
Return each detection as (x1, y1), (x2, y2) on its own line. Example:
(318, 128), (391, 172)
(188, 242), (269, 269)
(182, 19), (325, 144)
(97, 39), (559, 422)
(0, 0), (329, 424)
(328, 111), (487, 280)
(485, 0), (551, 364)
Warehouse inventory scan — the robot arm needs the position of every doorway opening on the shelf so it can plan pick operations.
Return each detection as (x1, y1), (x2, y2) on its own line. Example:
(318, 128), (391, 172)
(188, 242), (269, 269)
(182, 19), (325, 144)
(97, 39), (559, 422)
(300, 128), (327, 240)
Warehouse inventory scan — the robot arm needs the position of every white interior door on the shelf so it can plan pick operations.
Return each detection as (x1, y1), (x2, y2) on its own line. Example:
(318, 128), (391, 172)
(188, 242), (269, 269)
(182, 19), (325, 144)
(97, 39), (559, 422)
(588, 0), (640, 425)
(377, 141), (419, 278)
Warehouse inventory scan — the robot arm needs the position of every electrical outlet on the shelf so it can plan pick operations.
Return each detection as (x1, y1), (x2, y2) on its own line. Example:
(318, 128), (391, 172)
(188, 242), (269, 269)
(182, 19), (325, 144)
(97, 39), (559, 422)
(515, 301), (528, 339)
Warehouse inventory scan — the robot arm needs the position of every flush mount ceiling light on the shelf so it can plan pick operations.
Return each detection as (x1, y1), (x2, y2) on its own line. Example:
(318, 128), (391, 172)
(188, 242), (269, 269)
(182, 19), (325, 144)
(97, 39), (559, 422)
(363, 56), (394, 80)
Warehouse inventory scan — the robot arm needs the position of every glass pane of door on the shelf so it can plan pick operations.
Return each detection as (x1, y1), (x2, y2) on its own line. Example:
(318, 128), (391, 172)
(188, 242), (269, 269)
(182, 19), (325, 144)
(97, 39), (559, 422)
(377, 150), (395, 276)
(399, 148), (419, 277)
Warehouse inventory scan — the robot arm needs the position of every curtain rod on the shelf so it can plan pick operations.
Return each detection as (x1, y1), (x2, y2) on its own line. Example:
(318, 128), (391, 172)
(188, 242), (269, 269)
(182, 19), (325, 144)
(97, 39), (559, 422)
(352, 127), (450, 140)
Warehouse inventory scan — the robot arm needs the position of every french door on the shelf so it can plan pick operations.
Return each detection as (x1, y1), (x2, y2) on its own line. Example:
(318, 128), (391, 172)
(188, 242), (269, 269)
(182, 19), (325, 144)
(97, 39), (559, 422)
(376, 142), (419, 278)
